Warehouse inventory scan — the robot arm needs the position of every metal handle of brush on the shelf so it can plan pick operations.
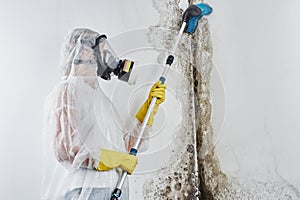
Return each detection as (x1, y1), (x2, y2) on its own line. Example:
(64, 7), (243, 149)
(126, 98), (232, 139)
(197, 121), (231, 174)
(110, 21), (187, 200)
(130, 77), (166, 151)
(110, 96), (157, 200)
(110, 80), (169, 200)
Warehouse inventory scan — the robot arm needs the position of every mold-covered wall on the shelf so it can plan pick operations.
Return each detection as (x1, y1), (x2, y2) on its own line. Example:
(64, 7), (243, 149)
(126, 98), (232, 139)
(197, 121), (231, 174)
(140, 0), (203, 199)
(146, 0), (300, 199)
(191, 0), (300, 199)
(144, 2), (199, 197)
(200, 0), (300, 199)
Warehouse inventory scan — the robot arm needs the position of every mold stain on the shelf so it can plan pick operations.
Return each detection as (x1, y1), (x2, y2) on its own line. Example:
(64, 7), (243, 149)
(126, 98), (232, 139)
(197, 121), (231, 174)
(144, 0), (300, 199)
(190, 1), (300, 199)
(143, 0), (201, 199)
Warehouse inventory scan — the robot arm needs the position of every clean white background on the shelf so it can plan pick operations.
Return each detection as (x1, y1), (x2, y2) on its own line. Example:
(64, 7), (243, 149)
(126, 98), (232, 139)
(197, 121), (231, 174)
(0, 0), (299, 199)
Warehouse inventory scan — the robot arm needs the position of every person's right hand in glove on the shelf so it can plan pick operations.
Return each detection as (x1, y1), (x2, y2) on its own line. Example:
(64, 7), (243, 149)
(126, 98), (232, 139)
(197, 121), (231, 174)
(95, 149), (138, 174)
(135, 81), (167, 126)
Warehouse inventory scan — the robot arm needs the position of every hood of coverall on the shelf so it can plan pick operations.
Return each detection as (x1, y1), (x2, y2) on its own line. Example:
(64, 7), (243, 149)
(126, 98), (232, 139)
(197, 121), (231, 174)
(60, 28), (100, 79)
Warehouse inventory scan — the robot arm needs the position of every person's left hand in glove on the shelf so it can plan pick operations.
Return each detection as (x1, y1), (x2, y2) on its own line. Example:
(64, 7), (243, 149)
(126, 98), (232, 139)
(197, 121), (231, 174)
(95, 149), (138, 174)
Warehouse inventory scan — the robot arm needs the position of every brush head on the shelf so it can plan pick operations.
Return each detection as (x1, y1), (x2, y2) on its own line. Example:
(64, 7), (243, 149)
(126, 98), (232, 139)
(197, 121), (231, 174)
(197, 3), (213, 16)
(183, 3), (213, 34)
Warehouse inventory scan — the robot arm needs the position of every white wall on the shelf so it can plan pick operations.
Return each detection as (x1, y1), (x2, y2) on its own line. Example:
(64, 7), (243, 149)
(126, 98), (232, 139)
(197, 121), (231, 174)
(1, 0), (300, 199)
(0, 1), (59, 199)
(210, 0), (300, 189)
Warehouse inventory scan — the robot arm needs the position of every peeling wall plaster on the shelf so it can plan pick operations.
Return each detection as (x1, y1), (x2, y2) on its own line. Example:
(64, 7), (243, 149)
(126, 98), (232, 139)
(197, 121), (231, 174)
(145, 0), (300, 199)
(143, 0), (199, 199)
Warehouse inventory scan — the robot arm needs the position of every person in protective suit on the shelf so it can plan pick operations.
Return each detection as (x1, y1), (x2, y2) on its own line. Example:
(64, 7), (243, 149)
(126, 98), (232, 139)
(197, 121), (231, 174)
(42, 28), (166, 200)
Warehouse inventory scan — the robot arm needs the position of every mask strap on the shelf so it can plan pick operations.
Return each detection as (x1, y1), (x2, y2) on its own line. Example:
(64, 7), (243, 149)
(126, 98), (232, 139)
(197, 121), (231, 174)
(92, 34), (107, 49)
(92, 35), (107, 78)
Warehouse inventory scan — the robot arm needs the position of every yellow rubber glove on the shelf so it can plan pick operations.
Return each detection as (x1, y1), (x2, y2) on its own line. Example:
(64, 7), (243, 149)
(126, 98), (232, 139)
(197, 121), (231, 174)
(96, 149), (138, 174)
(136, 81), (166, 126)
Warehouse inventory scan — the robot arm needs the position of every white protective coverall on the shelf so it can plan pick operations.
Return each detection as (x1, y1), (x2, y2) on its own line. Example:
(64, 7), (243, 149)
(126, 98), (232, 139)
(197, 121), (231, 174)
(42, 28), (149, 200)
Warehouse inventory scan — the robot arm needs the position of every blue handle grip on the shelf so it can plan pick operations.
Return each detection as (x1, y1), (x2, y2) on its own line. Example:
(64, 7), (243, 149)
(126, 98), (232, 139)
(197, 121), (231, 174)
(129, 148), (137, 156)
(159, 77), (166, 84)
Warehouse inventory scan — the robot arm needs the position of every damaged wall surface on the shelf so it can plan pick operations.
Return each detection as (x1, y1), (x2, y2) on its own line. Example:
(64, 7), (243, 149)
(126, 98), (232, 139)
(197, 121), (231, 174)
(2, 0), (300, 199)
(206, 0), (300, 199)
(117, 0), (300, 199)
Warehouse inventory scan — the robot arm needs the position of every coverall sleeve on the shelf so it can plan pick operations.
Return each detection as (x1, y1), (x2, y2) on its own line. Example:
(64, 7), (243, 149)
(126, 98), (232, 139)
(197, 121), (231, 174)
(53, 83), (94, 169)
(123, 123), (150, 152)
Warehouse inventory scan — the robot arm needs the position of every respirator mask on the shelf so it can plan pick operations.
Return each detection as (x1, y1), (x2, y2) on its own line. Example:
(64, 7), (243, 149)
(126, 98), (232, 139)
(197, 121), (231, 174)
(92, 35), (134, 82)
